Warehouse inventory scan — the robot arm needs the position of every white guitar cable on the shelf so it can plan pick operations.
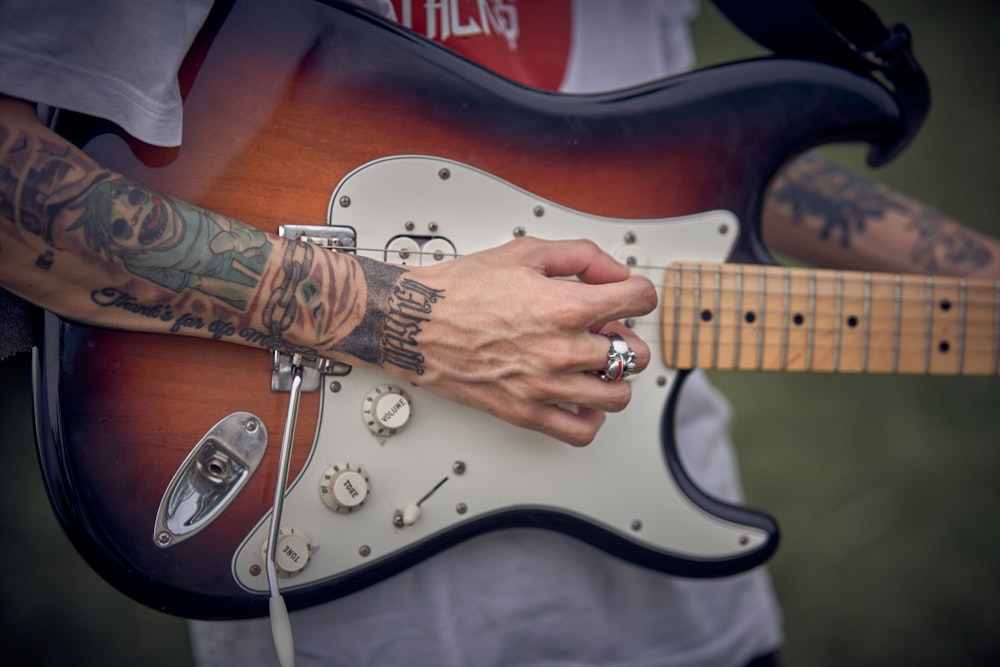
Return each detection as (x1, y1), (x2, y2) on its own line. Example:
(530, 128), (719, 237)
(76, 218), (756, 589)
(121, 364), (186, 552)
(265, 359), (305, 667)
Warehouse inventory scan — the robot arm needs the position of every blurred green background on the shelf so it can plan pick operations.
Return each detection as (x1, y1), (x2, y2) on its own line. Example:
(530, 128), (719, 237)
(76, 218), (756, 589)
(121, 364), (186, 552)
(1, 1), (998, 665)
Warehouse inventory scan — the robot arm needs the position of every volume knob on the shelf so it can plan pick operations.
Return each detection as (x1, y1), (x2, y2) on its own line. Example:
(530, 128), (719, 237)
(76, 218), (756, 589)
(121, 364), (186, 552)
(362, 384), (412, 436)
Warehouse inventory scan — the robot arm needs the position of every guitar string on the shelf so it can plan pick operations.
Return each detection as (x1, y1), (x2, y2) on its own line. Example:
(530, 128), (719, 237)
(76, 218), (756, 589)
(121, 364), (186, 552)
(350, 248), (1000, 326)
(337, 248), (998, 371)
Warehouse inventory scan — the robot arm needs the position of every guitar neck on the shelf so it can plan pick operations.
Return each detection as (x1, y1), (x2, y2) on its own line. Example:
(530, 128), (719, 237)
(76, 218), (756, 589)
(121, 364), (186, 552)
(661, 263), (1000, 375)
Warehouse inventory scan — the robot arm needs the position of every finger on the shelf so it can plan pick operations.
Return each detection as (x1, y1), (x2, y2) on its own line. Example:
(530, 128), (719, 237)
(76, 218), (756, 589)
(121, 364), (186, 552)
(594, 322), (652, 375)
(559, 274), (658, 327)
(557, 374), (634, 413)
(530, 238), (631, 284)
(518, 402), (608, 447)
(555, 326), (650, 379)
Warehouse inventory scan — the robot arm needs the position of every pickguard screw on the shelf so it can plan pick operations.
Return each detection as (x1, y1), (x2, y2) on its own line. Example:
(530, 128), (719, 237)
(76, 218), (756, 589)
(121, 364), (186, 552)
(438, 168), (451, 180)
(624, 231), (636, 244)
(631, 519), (642, 531)
(405, 221), (415, 231)
(656, 375), (667, 387)
(533, 205), (545, 217)
(359, 545), (372, 557)
(456, 502), (468, 515)
(249, 564), (261, 576)
(739, 535), (749, 546)
(156, 531), (171, 546)
(624, 318), (636, 329)
(718, 223), (729, 235)
(513, 226), (526, 238)
(329, 381), (342, 393)
(245, 419), (258, 433)
(428, 222), (439, 233)
(339, 195), (351, 208)
(452, 461), (466, 475)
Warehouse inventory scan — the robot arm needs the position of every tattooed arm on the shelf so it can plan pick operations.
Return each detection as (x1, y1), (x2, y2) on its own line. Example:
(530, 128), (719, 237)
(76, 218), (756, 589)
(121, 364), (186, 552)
(0, 95), (656, 446)
(761, 152), (1000, 279)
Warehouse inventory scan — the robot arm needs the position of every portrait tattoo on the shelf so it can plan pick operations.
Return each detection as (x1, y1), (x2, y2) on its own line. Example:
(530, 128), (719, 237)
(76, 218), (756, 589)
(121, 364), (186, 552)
(331, 255), (444, 375)
(770, 153), (907, 247)
(67, 178), (272, 309)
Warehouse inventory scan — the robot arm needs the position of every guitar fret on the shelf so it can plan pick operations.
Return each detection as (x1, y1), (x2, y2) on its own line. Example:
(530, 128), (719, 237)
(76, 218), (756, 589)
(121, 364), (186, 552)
(712, 264), (722, 369)
(924, 275), (934, 374)
(691, 266), (702, 367)
(756, 266), (767, 370)
(734, 265), (744, 369)
(671, 264), (682, 369)
(780, 267), (790, 371)
(893, 274), (902, 373)
(862, 272), (872, 372)
(833, 272), (843, 372)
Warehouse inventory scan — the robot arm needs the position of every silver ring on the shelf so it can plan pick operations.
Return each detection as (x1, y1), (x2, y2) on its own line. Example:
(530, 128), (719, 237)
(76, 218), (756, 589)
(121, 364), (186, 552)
(599, 332), (637, 382)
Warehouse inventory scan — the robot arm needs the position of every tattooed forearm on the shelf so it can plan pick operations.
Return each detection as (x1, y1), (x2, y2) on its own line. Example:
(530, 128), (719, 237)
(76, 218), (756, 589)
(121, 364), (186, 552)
(262, 240), (315, 340)
(907, 208), (994, 273)
(3, 110), (448, 369)
(2, 123), (272, 308)
(770, 153), (907, 247)
(90, 285), (322, 354)
(66, 178), (271, 308)
(1, 127), (110, 242)
(332, 255), (444, 375)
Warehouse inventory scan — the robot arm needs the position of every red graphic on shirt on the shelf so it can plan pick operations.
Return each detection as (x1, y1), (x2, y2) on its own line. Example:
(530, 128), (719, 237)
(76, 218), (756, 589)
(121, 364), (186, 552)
(389, 0), (572, 91)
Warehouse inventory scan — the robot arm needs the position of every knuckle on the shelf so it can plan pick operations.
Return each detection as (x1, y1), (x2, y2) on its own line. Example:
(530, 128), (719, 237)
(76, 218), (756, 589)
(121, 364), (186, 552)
(634, 278), (658, 312)
(606, 384), (632, 412)
(575, 238), (602, 256)
(564, 428), (596, 447)
(502, 399), (546, 431)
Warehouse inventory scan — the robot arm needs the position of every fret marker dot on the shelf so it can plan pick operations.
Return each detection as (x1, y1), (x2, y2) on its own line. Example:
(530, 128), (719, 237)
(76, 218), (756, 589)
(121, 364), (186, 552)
(744, 312), (757, 324)
(846, 315), (859, 328)
(939, 299), (952, 312)
(938, 340), (950, 353)
(793, 313), (804, 326)
(700, 309), (713, 322)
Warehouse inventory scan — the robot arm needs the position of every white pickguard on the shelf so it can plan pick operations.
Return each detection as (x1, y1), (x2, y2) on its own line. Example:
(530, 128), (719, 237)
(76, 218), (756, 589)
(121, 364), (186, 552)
(232, 156), (766, 594)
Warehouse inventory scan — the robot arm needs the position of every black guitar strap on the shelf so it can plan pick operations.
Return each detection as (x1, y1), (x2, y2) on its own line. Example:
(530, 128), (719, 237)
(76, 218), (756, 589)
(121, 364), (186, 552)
(710, 0), (931, 166)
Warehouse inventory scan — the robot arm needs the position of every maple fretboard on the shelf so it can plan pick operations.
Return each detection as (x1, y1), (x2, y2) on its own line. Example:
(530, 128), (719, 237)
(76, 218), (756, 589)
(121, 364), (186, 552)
(662, 263), (1000, 375)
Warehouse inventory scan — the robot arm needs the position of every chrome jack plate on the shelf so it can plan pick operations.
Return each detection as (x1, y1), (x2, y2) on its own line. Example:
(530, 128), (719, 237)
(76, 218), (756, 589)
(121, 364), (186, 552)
(153, 412), (268, 548)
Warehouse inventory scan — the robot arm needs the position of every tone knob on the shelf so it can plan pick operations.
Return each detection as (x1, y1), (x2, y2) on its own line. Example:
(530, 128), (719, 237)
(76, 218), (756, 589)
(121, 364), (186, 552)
(319, 463), (370, 513)
(362, 384), (412, 436)
(261, 527), (312, 575)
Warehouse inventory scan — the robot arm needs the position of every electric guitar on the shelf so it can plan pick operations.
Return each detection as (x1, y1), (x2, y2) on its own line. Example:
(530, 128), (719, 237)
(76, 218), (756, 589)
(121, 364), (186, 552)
(36, 0), (1000, 620)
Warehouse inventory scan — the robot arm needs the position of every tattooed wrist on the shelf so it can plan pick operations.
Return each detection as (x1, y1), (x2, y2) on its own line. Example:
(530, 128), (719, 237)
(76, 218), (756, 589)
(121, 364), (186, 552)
(331, 256), (444, 375)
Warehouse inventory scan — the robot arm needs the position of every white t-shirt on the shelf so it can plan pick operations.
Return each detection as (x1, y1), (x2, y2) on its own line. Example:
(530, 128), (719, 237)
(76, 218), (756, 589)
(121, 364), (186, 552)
(0, 0), (783, 665)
